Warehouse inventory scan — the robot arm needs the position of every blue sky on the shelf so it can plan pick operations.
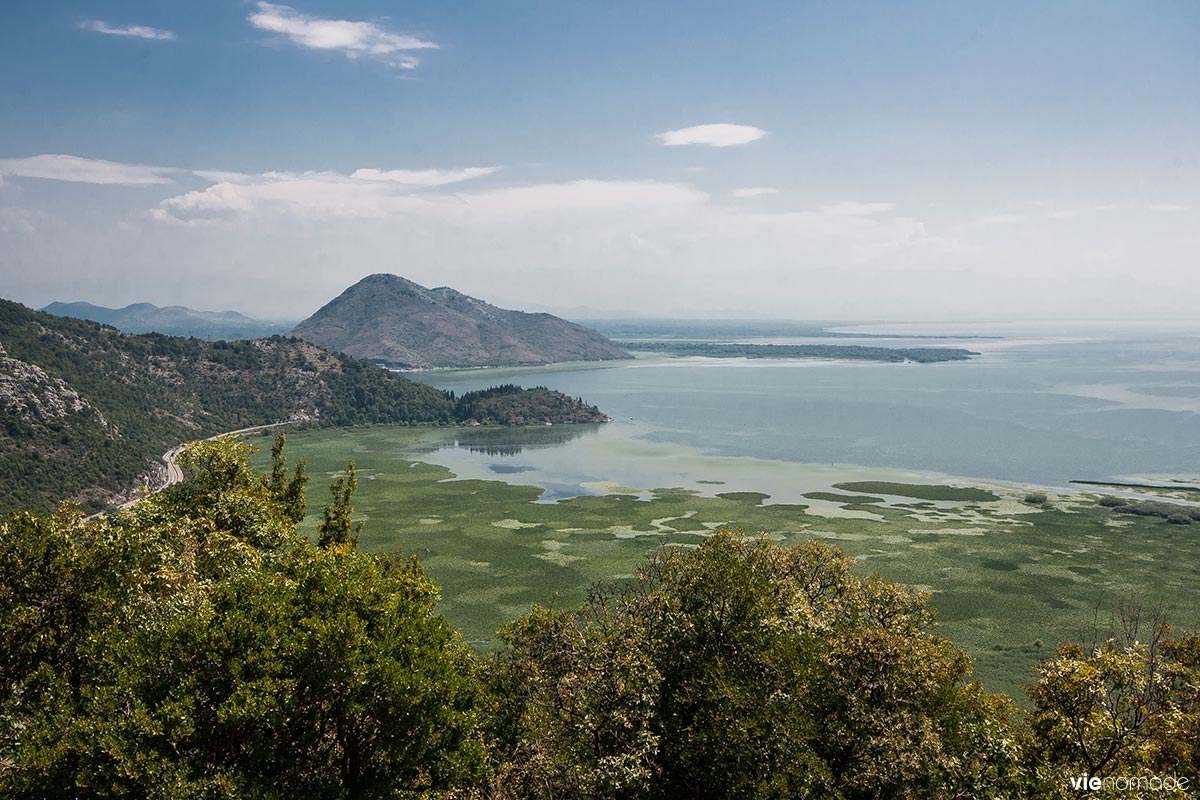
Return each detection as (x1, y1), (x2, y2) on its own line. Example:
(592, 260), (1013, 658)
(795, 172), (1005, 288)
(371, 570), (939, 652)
(1, 1), (1197, 319)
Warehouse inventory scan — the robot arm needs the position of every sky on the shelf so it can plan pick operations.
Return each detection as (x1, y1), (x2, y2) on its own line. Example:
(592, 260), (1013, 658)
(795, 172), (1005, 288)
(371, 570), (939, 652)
(0, 1), (1197, 321)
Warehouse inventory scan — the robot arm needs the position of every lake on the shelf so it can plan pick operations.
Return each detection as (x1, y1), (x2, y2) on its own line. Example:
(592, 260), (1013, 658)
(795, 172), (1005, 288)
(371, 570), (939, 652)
(409, 320), (1200, 495)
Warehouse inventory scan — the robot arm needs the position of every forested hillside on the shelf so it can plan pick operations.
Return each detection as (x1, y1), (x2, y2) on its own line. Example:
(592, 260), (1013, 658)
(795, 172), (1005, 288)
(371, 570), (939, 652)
(0, 300), (606, 513)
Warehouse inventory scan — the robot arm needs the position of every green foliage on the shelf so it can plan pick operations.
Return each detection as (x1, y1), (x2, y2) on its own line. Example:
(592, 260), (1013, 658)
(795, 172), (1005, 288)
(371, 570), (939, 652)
(493, 531), (1016, 799)
(3, 426), (1197, 796)
(317, 462), (364, 551)
(1025, 620), (1200, 796)
(265, 432), (309, 524)
(0, 437), (489, 799)
(453, 385), (608, 425)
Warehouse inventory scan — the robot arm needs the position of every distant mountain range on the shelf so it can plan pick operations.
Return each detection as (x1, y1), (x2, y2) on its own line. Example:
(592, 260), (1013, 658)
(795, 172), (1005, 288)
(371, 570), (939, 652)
(289, 274), (632, 369)
(41, 301), (292, 340)
(0, 300), (608, 514)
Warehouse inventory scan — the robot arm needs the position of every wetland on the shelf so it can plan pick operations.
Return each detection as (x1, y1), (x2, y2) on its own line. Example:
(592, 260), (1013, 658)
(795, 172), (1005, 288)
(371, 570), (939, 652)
(251, 320), (1200, 698)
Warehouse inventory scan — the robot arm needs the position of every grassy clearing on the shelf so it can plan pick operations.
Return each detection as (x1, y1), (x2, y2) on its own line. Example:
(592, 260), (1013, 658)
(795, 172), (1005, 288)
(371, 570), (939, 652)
(253, 426), (1200, 700)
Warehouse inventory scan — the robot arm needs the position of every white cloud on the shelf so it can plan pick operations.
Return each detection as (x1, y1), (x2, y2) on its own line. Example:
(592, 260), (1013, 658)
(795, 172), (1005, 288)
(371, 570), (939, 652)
(656, 123), (766, 147)
(154, 165), (504, 223)
(127, 172), (975, 318)
(248, 2), (437, 69)
(0, 154), (176, 185)
(731, 187), (780, 199)
(1149, 203), (1187, 213)
(10, 154), (1199, 322)
(80, 20), (176, 40)
(191, 170), (258, 184)
(351, 167), (501, 186)
(819, 201), (893, 216)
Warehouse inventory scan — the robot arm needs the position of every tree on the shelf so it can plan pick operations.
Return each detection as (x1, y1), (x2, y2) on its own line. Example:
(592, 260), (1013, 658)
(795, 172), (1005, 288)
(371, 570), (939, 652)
(1025, 614), (1200, 796)
(1, 437), (490, 799)
(317, 462), (364, 551)
(494, 531), (1013, 799)
(264, 431), (309, 524)
(59, 547), (490, 799)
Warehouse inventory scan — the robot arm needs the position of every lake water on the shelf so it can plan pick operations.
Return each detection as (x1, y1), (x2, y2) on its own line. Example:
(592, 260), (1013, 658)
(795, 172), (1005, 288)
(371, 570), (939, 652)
(408, 321), (1200, 496)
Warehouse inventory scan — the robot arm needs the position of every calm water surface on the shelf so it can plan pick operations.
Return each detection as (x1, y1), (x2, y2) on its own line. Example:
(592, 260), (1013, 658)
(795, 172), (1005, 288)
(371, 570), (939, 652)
(409, 321), (1200, 493)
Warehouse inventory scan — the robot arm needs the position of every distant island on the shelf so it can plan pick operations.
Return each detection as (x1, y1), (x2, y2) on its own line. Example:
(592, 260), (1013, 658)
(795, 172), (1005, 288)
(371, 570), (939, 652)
(0, 299), (608, 514)
(290, 273), (632, 369)
(42, 301), (292, 340)
(625, 341), (979, 363)
(586, 318), (1001, 341)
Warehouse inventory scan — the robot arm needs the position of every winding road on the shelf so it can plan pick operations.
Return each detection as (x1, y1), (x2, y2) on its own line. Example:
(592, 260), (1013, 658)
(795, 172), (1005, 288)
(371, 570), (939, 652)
(88, 420), (300, 519)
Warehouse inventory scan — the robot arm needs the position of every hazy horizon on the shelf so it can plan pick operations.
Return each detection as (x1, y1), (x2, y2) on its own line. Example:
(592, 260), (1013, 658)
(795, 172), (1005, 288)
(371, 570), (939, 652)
(2, 1), (1197, 321)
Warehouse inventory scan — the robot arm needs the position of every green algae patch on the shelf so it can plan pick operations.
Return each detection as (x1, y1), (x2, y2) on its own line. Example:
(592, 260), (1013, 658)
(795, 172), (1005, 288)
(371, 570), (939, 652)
(804, 491), (887, 504)
(833, 481), (1000, 502)
(715, 491), (772, 505)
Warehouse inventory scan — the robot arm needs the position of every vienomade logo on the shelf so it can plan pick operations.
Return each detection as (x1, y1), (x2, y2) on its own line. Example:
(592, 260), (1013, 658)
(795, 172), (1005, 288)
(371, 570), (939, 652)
(1068, 774), (1191, 792)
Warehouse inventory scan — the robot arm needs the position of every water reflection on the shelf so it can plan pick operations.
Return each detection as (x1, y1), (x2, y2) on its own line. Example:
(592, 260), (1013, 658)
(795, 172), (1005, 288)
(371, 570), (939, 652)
(415, 423), (602, 457)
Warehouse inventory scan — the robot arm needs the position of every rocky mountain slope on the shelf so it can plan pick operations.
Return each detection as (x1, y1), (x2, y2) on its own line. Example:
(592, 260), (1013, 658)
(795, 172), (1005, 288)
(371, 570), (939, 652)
(289, 274), (632, 368)
(0, 300), (607, 514)
(42, 301), (290, 340)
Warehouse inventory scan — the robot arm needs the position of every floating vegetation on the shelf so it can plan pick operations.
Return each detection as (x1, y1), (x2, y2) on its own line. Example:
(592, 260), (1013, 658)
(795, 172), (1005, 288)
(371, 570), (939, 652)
(253, 426), (1200, 699)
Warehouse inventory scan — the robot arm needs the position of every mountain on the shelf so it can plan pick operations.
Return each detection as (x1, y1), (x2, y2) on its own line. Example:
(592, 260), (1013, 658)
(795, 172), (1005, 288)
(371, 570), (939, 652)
(41, 301), (292, 340)
(0, 300), (608, 514)
(289, 274), (632, 369)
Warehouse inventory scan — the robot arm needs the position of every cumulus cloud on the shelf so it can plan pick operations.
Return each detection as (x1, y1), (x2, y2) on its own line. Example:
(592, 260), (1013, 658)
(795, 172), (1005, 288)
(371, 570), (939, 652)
(731, 187), (780, 199)
(248, 2), (437, 69)
(656, 123), (766, 147)
(80, 20), (176, 40)
(0, 154), (176, 185)
(151, 165), (502, 224)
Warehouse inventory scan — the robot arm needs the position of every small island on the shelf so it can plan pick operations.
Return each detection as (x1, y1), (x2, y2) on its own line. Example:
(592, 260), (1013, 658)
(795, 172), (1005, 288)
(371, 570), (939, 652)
(624, 341), (979, 363)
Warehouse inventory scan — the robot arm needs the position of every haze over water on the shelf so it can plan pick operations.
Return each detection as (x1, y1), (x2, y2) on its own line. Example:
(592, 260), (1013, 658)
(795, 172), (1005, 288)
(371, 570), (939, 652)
(414, 321), (1200, 493)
